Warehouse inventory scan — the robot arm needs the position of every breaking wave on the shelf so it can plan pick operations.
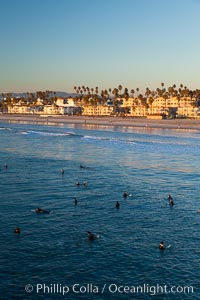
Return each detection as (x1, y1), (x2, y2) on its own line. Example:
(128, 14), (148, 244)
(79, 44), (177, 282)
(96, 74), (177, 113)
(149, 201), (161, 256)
(83, 135), (137, 145)
(18, 130), (83, 137)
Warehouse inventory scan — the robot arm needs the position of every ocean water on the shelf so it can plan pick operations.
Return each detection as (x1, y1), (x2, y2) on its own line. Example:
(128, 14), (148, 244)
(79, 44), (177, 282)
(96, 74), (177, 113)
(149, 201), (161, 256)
(0, 121), (199, 300)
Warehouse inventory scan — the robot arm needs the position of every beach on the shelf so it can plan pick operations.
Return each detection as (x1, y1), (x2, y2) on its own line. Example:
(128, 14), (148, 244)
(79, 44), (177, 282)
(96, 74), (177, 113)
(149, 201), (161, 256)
(1, 114), (200, 130)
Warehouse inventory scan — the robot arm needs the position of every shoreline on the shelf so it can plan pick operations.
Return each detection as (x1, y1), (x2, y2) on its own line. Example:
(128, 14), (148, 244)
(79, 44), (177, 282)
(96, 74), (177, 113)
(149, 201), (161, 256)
(1, 114), (200, 131)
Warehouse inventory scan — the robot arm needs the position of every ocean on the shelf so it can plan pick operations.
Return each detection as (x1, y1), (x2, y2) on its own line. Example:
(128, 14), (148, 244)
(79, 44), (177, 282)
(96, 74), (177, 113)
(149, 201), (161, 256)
(0, 121), (199, 299)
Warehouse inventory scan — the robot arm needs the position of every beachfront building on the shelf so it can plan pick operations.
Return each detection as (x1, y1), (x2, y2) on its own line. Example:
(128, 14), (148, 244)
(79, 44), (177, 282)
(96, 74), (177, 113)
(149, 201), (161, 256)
(43, 97), (81, 115)
(56, 97), (81, 115)
(56, 97), (77, 106)
(82, 105), (114, 116)
(148, 97), (168, 115)
(43, 105), (59, 115)
(7, 103), (44, 114)
(130, 105), (147, 117)
(34, 98), (44, 106)
(148, 96), (197, 118)
(7, 97), (81, 115)
(4, 91), (200, 119)
(120, 97), (133, 107)
(31, 98), (44, 114)
(118, 97), (148, 117)
(7, 97), (44, 114)
(8, 104), (31, 114)
(176, 97), (196, 117)
(177, 106), (197, 118)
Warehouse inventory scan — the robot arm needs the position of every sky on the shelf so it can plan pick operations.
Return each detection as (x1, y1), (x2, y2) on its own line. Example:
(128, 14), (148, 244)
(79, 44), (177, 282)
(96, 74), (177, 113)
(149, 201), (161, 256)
(1, 0), (200, 94)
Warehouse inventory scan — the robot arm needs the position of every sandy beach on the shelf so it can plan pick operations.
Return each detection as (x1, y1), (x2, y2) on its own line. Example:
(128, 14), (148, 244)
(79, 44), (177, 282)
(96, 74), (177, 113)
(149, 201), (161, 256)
(1, 114), (200, 131)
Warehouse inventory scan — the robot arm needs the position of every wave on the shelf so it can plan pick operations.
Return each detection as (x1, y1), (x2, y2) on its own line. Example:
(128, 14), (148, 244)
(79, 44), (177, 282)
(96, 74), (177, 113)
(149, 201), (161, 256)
(82, 134), (194, 147)
(2, 126), (196, 147)
(19, 130), (29, 135)
(0, 127), (13, 131)
(0, 126), (83, 137)
(18, 130), (82, 137)
(83, 135), (136, 145)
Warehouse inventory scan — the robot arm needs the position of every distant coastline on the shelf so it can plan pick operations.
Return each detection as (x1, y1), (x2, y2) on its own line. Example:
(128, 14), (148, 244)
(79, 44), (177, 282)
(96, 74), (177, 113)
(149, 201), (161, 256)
(1, 114), (200, 131)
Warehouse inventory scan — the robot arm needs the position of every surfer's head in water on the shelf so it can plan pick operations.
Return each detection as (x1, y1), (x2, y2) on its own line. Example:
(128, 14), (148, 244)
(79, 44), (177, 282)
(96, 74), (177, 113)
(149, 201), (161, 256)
(159, 241), (165, 250)
(14, 227), (20, 234)
(35, 207), (43, 213)
(123, 192), (128, 198)
(35, 207), (49, 214)
(168, 194), (173, 201)
(116, 201), (120, 208)
(74, 197), (78, 205)
(87, 231), (95, 240)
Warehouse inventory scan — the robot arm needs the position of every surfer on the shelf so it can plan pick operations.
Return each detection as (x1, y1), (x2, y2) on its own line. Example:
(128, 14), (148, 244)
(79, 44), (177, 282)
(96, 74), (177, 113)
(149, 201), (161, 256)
(168, 194), (174, 206)
(123, 191), (128, 198)
(168, 194), (173, 201)
(76, 181), (80, 186)
(116, 201), (120, 209)
(61, 168), (64, 175)
(159, 241), (165, 250)
(14, 227), (20, 234)
(87, 231), (96, 241)
(74, 197), (78, 206)
(35, 207), (49, 214)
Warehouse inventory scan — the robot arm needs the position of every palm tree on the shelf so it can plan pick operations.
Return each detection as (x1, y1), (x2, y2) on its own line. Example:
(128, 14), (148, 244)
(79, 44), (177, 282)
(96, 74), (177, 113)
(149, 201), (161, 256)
(130, 89), (135, 98)
(168, 86), (173, 97)
(136, 88), (139, 96)
(148, 97), (154, 114)
(112, 88), (118, 98)
(123, 88), (129, 99)
(86, 87), (90, 95)
(145, 88), (151, 98)
(118, 85), (123, 96)
(151, 90), (156, 98)
(178, 84), (183, 97)
(101, 90), (108, 104)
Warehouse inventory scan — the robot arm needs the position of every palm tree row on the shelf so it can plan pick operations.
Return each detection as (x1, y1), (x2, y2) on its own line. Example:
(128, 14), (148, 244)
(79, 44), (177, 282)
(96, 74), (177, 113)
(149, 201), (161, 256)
(74, 83), (200, 103)
(1, 83), (200, 108)
(0, 90), (58, 107)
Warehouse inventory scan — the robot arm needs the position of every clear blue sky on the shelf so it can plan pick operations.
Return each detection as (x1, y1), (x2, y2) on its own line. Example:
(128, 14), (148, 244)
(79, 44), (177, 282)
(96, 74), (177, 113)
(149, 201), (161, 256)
(1, 0), (200, 93)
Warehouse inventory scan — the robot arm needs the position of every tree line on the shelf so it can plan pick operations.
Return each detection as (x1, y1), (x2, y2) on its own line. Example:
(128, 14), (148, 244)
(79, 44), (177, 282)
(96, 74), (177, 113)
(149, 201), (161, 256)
(1, 83), (200, 109)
